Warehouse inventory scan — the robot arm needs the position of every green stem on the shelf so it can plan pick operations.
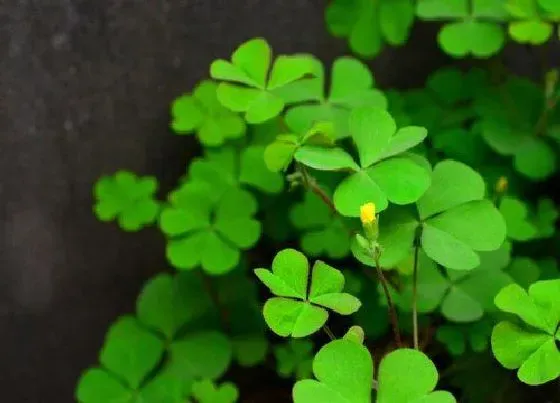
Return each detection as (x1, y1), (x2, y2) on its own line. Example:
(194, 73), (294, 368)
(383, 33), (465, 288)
(322, 325), (336, 341)
(373, 247), (402, 347)
(197, 271), (230, 332)
(412, 242), (420, 350)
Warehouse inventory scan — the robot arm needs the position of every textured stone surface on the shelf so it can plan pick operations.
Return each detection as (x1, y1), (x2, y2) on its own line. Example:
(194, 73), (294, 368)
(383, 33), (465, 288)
(0, 0), (553, 400)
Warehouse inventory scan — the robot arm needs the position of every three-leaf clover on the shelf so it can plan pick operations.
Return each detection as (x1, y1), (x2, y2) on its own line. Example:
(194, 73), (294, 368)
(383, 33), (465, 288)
(377, 349), (456, 403)
(210, 38), (316, 124)
(76, 316), (165, 402)
(293, 339), (373, 403)
(254, 249), (361, 337)
(171, 80), (246, 146)
(295, 107), (431, 217)
(356, 160), (506, 270)
(274, 339), (314, 379)
(284, 57), (387, 139)
(491, 279), (560, 385)
(290, 191), (352, 259)
(159, 182), (261, 274)
(190, 379), (239, 403)
(94, 171), (160, 231)
(416, 0), (507, 57)
(326, 0), (415, 58)
(476, 77), (558, 180)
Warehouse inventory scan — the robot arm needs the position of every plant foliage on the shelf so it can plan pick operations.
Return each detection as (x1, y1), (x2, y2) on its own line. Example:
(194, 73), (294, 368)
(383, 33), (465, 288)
(81, 3), (560, 402)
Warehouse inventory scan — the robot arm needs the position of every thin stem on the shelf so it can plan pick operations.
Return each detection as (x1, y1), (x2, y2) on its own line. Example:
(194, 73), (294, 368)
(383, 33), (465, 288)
(298, 163), (337, 213)
(373, 248), (402, 347)
(412, 242), (420, 350)
(322, 325), (336, 341)
(197, 271), (230, 332)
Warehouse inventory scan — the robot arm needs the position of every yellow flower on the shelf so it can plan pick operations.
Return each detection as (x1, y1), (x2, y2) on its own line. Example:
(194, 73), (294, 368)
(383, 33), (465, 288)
(360, 202), (376, 225)
(495, 176), (508, 193)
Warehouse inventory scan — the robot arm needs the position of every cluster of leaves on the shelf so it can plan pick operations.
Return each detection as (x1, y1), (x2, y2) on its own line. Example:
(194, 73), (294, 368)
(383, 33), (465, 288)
(326, 0), (560, 58)
(85, 9), (560, 401)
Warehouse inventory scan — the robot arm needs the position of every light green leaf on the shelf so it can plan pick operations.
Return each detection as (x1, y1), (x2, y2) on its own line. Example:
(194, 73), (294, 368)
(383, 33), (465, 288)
(263, 298), (328, 338)
(421, 223), (480, 271)
(239, 145), (284, 193)
(377, 349), (454, 403)
(294, 146), (360, 171)
(367, 157), (431, 205)
(255, 248), (309, 299)
(350, 107), (397, 167)
(334, 170), (388, 217)
(293, 339), (373, 403)
(378, 126), (428, 160)
(438, 21), (505, 58)
(509, 20), (553, 45)
(417, 160), (485, 219)
(426, 200), (507, 252)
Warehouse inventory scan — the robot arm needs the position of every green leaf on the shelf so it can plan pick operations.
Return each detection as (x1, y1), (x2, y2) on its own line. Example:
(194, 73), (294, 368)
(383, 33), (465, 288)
(263, 298), (329, 338)
(169, 331), (232, 379)
(256, 250), (360, 337)
(76, 369), (132, 403)
(367, 157), (432, 205)
(285, 57), (387, 138)
(210, 38), (315, 123)
(417, 160), (485, 219)
(378, 126), (428, 160)
(513, 137), (556, 180)
(239, 145), (284, 193)
(274, 339), (314, 379)
(94, 171), (159, 231)
(293, 339), (373, 403)
(492, 322), (560, 385)
(264, 135), (299, 172)
(492, 280), (560, 385)
(439, 21), (505, 58)
(350, 107), (397, 167)
(416, 0), (468, 18)
(379, 0), (416, 45)
(255, 248), (309, 299)
(421, 223), (480, 271)
(334, 156), (431, 218)
(499, 197), (538, 241)
(99, 316), (164, 389)
(136, 274), (192, 339)
(191, 379), (239, 403)
(138, 369), (184, 403)
(377, 349), (455, 403)
(509, 20), (553, 45)
(232, 335), (268, 367)
(294, 146), (360, 171)
(171, 80), (246, 146)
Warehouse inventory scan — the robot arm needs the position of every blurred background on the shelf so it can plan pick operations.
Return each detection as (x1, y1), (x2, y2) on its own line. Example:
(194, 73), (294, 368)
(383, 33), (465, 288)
(0, 0), (554, 401)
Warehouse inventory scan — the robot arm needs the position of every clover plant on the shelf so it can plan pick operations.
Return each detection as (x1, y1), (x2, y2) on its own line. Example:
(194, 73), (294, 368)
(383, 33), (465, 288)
(79, 2), (559, 402)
